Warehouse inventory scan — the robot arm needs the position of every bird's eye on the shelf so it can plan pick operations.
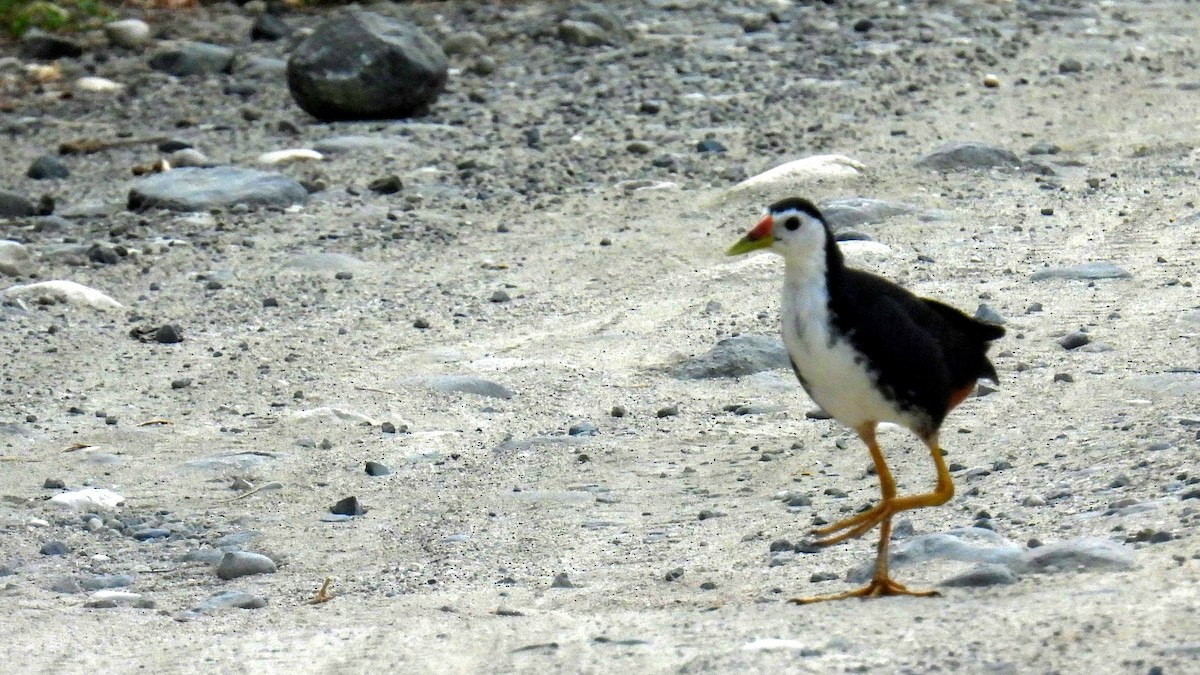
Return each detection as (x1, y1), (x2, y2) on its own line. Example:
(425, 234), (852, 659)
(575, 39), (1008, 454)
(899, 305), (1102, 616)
(784, 216), (801, 231)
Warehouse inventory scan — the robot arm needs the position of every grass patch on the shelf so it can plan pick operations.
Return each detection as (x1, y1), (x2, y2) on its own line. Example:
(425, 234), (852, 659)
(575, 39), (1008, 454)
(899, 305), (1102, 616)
(0, 0), (114, 38)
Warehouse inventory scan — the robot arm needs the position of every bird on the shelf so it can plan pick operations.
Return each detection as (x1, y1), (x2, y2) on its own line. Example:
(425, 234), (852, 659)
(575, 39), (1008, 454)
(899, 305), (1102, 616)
(726, 196), (1005, 603)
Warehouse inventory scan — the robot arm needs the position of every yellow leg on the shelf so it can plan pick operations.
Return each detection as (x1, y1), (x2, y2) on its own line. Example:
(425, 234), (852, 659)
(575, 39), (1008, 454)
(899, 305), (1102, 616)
(791, 432), (954, 604)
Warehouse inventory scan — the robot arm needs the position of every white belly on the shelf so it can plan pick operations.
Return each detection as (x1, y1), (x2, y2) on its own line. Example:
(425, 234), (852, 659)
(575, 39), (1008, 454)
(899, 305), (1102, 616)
(782, 282), (909, 429)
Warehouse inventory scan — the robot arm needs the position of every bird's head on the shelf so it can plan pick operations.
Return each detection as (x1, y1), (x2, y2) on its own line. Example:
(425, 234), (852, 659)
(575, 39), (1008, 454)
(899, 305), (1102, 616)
(726, 197), (831, 259)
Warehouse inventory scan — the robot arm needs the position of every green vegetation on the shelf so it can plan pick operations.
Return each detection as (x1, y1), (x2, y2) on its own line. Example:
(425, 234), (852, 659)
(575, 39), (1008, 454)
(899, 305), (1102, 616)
(0, 0), (113, 38)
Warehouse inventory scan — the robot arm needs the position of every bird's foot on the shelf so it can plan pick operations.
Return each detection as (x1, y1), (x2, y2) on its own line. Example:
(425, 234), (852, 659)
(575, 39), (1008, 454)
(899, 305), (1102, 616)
(809, 501), (893, 547)
(789, 577), (938, 605)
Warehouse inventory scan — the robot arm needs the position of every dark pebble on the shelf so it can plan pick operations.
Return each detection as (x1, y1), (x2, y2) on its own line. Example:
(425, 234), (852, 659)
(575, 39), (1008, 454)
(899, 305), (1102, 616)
(656, 404), (679, 418)
(27, 155), (70, 180)
(698, 509), (723, 520)
(853, 18), (873, 32)
(568, 421), (598, 436)
(699, 581), (718, 590)
(43, 478), (65, 489)
(368, 175), (404, 195)
(87, 244), (120, 265)
(490, 290), (511, 303)
(381, 422), (397, 434)
(334, 271), (353, 280)
(331, 496), (365, 516)
(810, 571), (839, 582)
(133, 528), (171, 541)
(696, 139), (726, 153)
(1059, 58), (1083, 74)
(787, 494), (813, 507)
(413, 318), (431, 329)
(1041, 207), (1054, 216)
(551, 572), (575, 588)
(1053, 373), (1075, 383)
(769, 539), (793, 552)
(40, 541), (70, 556)
(610, 405), (626, 418)
(262, 297), (279, 308)
(171, 378), (192, 389)
(664, 567), (684, 582)
(365, 461), (391, 476)
(155, 324), (184, 344)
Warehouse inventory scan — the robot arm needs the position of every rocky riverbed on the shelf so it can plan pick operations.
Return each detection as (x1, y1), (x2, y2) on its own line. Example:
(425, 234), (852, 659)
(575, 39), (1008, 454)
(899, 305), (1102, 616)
(2, 0), (1199, 672)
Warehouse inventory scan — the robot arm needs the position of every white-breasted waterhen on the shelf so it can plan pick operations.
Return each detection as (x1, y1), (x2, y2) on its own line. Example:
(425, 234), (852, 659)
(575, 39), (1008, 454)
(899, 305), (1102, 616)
(727, 196), (1005, 603)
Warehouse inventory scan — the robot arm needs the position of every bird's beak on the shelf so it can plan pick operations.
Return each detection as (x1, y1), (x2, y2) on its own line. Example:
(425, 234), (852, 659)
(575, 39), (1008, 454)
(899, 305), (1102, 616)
(726, 214), (775, 256)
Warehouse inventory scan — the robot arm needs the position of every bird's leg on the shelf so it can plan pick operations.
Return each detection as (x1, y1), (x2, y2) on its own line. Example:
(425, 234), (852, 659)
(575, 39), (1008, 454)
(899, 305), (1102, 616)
(791, 434), (952, 604)
(809, 423), (895, 546)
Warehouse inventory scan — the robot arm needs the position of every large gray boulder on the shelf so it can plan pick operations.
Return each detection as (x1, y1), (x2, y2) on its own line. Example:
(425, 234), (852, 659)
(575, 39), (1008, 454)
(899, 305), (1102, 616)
(287, 11), (447, 121)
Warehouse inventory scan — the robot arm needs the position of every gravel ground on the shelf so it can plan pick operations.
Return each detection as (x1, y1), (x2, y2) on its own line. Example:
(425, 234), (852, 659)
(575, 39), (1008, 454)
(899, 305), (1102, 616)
(2, 0), (1199, 672)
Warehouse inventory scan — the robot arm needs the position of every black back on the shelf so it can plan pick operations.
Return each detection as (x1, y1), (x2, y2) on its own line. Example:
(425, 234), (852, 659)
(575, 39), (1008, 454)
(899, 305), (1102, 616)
(813, 209), (1004, 433)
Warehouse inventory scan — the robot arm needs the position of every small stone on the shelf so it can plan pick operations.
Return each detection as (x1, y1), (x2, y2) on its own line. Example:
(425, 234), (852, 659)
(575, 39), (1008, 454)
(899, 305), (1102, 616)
(87, 244), (121, 265)
(171, 378), (192, 389)
(43, 478), (66, 489)
(698, 509), (723, 521)
(262, 297), (279, 308)
(365, 461), (391, 476)
(413, 317), (430, 329)
(787, 494), (813, 507)
(489, 290), (511, 303)
(50, 577), (83, 594)
(334, 271), (353, 281)
(1041, 207), (1055, 216)
(699, 581), (718, 590)
(568, 422), (598, 437)
(81, 574), (135, 591)
(974, 304), (1006, 325)
(133, 528), (171, 541)
(696, 139), (726, 153)
(251, 13), (292, 41)
(1058, 58), (1083, 74)
(40, 541), (70, 556)
(982, 74), (1001, 88)
(610, 405), (626, 418)
(148, 42), (235, 77)
(853, 18), (873, 32)
(20, 31), (83, 60)
(940, 563), (1018, 587)
(194, 590), (268, 612)
(331, 496), (365, 516)
(656, 405), (679, 418)
(1031, 262), (1131, 281)
(1058, 331), (1090, 350)
(443, 30), (488, 56)
(381, 422), (398, 434)
(0, 190), (36, 218)
(809, 571), (839, 583)
(664, 567), (685, 582)
(1053, 373), (1075, 383)
(105, 19), (151, 49)
(551, 572), (575, 588)
(368, 175), (404, 195)
(216, 551), (277, 580)
(558, 20), (609, 47)
(27, 155), (70, 180)
(769, 539), (794, 553)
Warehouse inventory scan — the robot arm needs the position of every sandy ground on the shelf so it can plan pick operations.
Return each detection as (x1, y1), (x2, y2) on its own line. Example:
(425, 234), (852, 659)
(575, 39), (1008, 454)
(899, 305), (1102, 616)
(2, 0), (1199, 673)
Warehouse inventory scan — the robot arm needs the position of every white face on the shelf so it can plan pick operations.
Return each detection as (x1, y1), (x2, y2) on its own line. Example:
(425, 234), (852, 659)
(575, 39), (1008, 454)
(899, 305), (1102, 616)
(768, 207), (827, 259)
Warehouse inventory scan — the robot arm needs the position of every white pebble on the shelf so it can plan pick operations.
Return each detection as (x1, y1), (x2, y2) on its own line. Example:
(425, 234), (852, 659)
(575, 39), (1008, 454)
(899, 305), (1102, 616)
(74, 77), (124, 93)
(104, 19), (151, 49)
(257, 149), (323, 165)
(48, 487), (126, 510)
(2, 280), (124, 310)
(722, 154), (867, 203)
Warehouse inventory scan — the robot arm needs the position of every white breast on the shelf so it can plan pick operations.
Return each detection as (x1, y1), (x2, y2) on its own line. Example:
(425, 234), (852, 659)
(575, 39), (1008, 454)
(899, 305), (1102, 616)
(781, 273), (910, 429)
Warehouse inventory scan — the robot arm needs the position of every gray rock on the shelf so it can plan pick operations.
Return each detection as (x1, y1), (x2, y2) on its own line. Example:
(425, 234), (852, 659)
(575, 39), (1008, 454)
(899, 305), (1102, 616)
(1015, 538), (1133, 573)
(974, 304), (1006, 325)
(27, 155), (70, 180)
(19, 31), (83, 60)
(1030, 262), (1131, 281)
(0, 564), (14, 577)
(0, 190), (36, 217)
(250, 14), (292, 42)
(179, 549), (225, 565)
(847, 528), (1022, 583)
(40, 541), (70, 556)
(569, 421), (599, 436)
(558, 20), (610, 47)
(819, 197), (917, 228)
(50, 576), (83, 594)
(1130, 373), (1200, 397)
(181, 452), (279, 472)
(128, 167), (307, 212)
(313, 135), (411, 155)
(365, 461), (391, 476)
(417, 375), (514, 399)
(672, 334), (790, 379)
(287, 11), (447, 121)
(132, 528), (171, 541)
(81, 574), (136, 591)
(215, 531), (264, 550)
(916, 142), (1023, 172)
(443, 31), (488, 56)
(237, 55), (288, 77)
(104, 19), (152, 49)
(1059, 58), (1083, 74)
(216, 551), (277, 580)
(148, 42), (235, 77)
(940, 563), (1018, 587)
(1058, 331), (1091, 350)
(0, 240), (34, 277)
(551, 572), (575, 588)
(193, 590), (268, 612)
(330, 496), (365, 516)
